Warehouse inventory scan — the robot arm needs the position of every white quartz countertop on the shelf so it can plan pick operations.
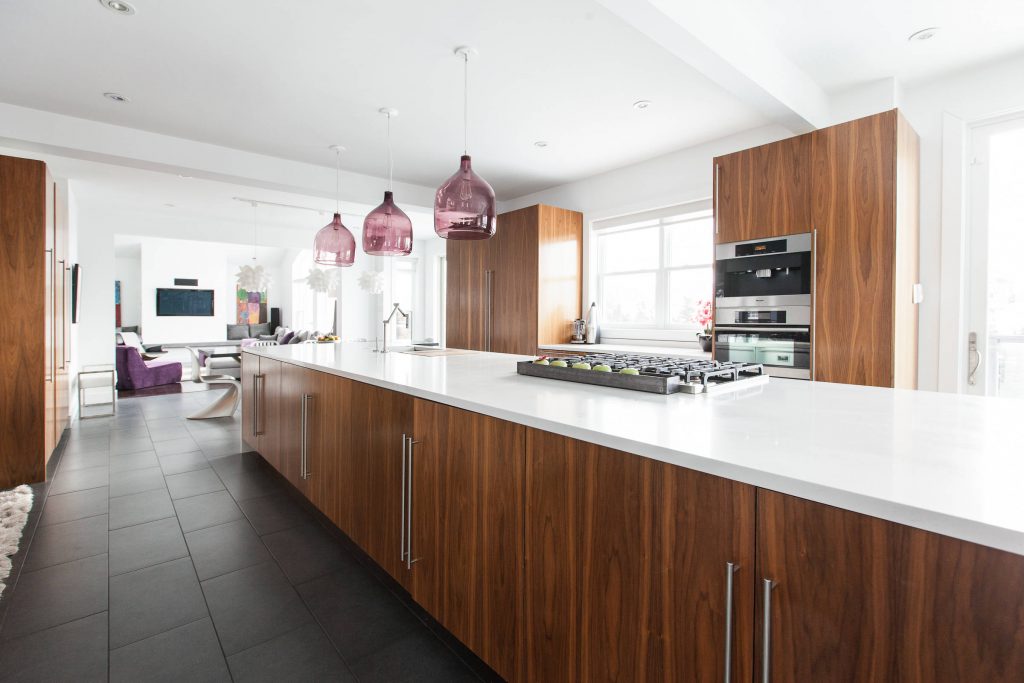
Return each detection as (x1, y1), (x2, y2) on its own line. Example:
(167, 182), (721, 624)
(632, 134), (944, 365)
(247, 343), (1024, 556)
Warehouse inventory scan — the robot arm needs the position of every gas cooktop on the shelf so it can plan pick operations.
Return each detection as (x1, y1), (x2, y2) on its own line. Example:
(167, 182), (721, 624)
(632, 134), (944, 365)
(516, 352), (768, 395)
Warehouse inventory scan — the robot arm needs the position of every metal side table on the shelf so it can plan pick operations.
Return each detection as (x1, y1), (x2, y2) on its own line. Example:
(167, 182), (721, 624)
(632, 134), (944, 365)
(79, 364), (116, 418)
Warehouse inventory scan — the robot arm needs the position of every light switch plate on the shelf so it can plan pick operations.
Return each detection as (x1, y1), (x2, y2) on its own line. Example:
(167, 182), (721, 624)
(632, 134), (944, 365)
(912, 283), (924, 304)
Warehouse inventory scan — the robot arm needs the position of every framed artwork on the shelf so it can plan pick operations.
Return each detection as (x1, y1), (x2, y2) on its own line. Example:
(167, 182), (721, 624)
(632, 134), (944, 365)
(114, 280), (121, 328)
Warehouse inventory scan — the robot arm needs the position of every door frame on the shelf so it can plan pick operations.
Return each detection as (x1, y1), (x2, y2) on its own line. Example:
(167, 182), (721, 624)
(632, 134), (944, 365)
(962, 110), (1024, 395)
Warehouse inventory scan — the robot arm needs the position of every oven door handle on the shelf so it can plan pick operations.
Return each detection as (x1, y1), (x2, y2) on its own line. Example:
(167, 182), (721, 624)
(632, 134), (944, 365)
(714, 326), (810, 333)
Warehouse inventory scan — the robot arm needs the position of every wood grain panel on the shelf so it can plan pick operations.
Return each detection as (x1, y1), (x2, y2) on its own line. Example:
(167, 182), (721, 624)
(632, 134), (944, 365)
(0, 155), (48, 487)
(715, 133), (812, 244)
(525, 429), (756, 683)
(256, 357), (283, 473)
(410, 399), (524, 682)
(445, 238), (488, 351)
(490, 205), (539, 355)
(345, 380), (412, 584)
(278, 362), (305, 489)
(812, 111), (896, 386)
(894, 112), (920, 389)
(537, 205), (583, 347)
(240, 352), (258, 451)
(757, 489), (1024, 682)
(305, 369), (347, 522)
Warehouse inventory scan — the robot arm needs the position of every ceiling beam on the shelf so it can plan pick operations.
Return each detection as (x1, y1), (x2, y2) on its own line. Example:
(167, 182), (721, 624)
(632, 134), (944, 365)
(597, 0), (831, 133)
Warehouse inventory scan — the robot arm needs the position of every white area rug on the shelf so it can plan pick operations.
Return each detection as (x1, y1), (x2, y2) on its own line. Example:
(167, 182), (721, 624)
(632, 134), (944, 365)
(0, 485), (34, 599)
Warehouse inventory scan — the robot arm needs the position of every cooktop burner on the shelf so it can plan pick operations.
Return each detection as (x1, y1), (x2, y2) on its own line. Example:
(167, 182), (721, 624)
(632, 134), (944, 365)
(516, 353), (768, 395)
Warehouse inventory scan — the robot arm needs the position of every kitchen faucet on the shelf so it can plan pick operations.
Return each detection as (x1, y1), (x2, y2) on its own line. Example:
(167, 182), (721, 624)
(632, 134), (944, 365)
(377, 302), (410, 353)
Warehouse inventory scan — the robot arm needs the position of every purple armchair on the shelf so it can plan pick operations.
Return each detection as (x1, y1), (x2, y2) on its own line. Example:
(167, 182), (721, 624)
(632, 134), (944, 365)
(115, 345), (183, 390)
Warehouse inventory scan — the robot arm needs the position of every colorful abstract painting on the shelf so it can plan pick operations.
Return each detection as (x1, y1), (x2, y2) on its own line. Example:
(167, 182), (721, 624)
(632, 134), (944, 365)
(114, 280), (122, 328)
(236, 287), (268, 325)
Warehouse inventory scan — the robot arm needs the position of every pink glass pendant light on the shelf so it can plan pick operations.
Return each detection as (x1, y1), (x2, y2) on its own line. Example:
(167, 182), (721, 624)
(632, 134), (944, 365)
(363, 108), (413, 256)
(314, 144), (356, 267)
(434, 46), (496, 240)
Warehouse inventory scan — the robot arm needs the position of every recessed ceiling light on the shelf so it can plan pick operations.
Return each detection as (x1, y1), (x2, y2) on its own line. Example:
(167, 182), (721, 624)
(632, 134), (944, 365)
(633, 100), (653, 111)
(163, 203), (176, 208)
(177, 174), (193, 179)
(534, 141), (549, 148)
(98, 0), (136, 15)
(908, 27), (939, 42)
(103, 92), (131, 103)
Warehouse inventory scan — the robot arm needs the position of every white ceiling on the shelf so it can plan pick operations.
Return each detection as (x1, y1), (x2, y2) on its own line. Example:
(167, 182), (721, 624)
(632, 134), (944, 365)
(737, 0), (1024, 92)
(0, 0), (766, 199)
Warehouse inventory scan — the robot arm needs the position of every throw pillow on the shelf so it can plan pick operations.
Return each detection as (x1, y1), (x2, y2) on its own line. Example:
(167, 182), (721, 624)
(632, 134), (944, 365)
(258, 334), (277, 341)
(279, 331), (295, 345)
(250, 323), (272, 337)
(226, 324), (248, 340)
(275, 327), (291, 343)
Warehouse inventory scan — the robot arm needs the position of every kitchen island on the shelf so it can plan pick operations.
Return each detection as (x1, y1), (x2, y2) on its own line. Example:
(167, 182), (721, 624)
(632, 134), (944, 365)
(242, 342), (1024, 682)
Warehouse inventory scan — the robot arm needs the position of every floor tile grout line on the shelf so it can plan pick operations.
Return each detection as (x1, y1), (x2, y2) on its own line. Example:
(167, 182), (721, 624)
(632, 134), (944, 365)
(166, 474), (237, 683)
(108, 549), (191, 579)
(107, 613), (213, 656)
(0, 607), (110, 646)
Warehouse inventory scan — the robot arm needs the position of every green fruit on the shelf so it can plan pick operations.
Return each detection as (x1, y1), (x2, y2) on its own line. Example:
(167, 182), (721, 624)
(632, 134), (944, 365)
(619, 368), (640, 375)
(533, 359), (550, 365)
(593, 364), (612, 372)
(550, 360), (568, 368)
(571, 362), (592, 370)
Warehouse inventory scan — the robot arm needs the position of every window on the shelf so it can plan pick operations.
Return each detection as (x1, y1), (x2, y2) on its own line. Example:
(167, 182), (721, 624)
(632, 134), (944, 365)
(594, 201), (713, 342)
(291, 250), (336, 333)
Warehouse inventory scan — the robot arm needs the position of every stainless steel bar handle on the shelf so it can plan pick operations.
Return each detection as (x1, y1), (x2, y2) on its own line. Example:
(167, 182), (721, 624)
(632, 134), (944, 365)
(715, 163), (720, 235)
(45, 249), (53, 383)
(400, 433), (407, 561)
(253, 374), (263, 436)
(59, 260), (67, 369)
(301, 394), (313, 479)
(406, 438), (420, 569)
(723, 562), (738, 683)
(811, 228), (818, 381)
(968, 332), (981, 386)
(485, 270), (492, 352)
(761, 578), (775, 683)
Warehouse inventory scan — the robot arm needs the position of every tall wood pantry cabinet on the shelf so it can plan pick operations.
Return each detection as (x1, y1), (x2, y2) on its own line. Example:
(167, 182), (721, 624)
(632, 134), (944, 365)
(713, 109), (919, 388)
(0, 154), (70, 488)
(446, 204), (583, 354)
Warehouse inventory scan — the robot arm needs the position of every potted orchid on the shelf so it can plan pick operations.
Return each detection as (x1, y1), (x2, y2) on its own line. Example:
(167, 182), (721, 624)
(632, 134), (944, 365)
(693, 299), (713, 352)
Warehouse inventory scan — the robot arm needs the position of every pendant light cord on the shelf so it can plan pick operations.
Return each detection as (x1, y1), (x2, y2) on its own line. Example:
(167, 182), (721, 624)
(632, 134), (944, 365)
(387, 112), (393, 192)
(334, 149), (341, 213)
(251, 201), (257, 262)
(463, 51), (469, 155)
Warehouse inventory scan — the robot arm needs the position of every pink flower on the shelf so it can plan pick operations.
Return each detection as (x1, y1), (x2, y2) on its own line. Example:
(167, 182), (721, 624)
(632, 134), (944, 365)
(692, 299), (713, 331)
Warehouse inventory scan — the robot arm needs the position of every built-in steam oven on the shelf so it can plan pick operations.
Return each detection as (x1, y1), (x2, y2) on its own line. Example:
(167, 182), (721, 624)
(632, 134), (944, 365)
(713, 233), (812, 380)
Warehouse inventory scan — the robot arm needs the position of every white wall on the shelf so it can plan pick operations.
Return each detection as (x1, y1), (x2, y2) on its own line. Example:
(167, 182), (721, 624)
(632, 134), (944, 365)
(114, 252), (142, 328)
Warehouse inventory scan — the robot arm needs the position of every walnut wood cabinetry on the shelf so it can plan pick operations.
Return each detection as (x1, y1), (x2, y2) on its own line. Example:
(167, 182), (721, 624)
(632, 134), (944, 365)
(524, 430), (756, 683)
(243, 353), (1024, 682)
(408, 399), (524, 681)
(713, 110), (919, 388)
(0, 154), (69, 488)
(446, 204), (582, 354)
(756, 490), (1024, 682)
(714, 133), (812, 244)
(811, 110), (919, 388)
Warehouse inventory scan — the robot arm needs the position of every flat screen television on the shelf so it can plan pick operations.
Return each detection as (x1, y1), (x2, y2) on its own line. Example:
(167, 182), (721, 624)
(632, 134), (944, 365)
(156, 288), (215, 316)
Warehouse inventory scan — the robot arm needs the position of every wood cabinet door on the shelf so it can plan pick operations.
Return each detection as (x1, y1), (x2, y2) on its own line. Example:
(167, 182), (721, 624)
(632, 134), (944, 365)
(43, 170), (56, 463)
(256, 357), (283, 473)
(305, 370), (348, 522)
(756, 489), (1024, 682)
(715, 134), (812, 244)
(409, 399), (525, 682)
(489, 206), (538, 355)
(54, 180), (69, 436)
(811, 111), (896, 386)
(240, 353), (258, 451)
(344, 380), (412, 583)
(445, 238), (488, 351)
(524, 430), (756, 683)
(277, 362), (306, 490)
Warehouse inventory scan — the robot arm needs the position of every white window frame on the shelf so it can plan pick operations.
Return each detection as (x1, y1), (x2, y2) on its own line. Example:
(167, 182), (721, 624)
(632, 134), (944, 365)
(593, 200), (713, 343)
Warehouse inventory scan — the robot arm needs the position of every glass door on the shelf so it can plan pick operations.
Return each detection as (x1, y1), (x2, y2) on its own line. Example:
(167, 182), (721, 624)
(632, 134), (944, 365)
(966, 114), (1024, 397)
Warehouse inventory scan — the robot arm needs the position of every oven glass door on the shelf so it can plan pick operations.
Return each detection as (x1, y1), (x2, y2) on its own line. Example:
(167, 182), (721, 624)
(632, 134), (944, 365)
(714, 327), (811, 375)
(715, 250), (812, 300)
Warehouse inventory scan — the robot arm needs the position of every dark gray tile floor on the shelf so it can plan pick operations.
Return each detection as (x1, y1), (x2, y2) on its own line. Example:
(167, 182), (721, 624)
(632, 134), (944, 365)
(0, 390), (491, 682)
